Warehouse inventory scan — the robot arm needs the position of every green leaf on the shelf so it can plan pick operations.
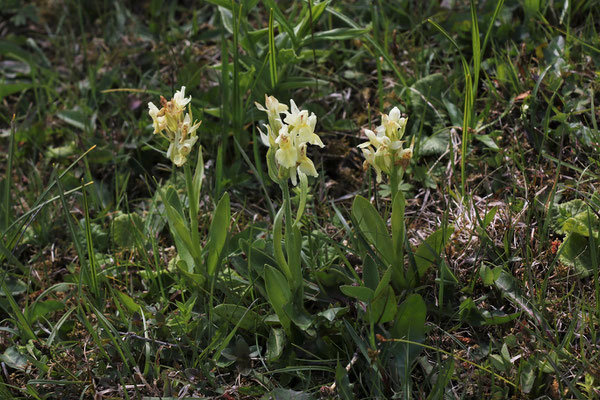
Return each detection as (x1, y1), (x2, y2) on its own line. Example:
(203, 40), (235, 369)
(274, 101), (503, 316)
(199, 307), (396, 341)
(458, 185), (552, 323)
(459, 297), (520, 326)
(0, 82), (34, 101)
(206, 192), (230, 276)
(264, 266), (292, 335)
(218, 6), (234, 33)
(239, 238), (277, 275)
(458, 297), (485, 326)
(373, 266), (392, 298)
(343, 320), (371, 365)
(489, 353), (509, 373)
(408, 227), (454, 286)
(283, 302), (313, 331)
(214, 304), (263, 331)
(520, 358), (535, 393)
(558, 233), (597, 277)
(114, 291), (140, 315)
(362, 255), (379, 290)
(317, 307), (347, 321)
(268, 8), (277, 88)
(112, 212), (143, 249)
(266, 328), (286, 362)
(158, 186), (198, 263)
(474, 134), (499, 150)
(340, 285), (374, 303)
(479, 263), (501, 286)
(176, 259), (206, 287)
(299, 27), (368, 45)
(409, 73), (446, 124)
(551, 198), (593, 235)
(442, 97), (463, 127)
(494, 271), (547, 327)
(25, 300), (64, 324)
(1, 280), (36, 341)
(277, 77), (329, 90)
(56, 109), (92, 131)
(191, 146), (205, 212)
(482, 206), (498, 229)
(562, 213), (598, 238)
(294, 0), (329, 39)
(335, 361), (354, 400)
(480, 309), (520, 326)
(272, 207), (291, 280)
(205, 0), (232, 8)
(45, 142), (76, 159)
(0, 347), (28, 370)
(352, 196), (394, 265)
(427, 359), (454, 400)
(368, 285), (396, 324)
(419, 130), (450, 156)
(391, 294), (427, 384)
(0, 278), (26, 296)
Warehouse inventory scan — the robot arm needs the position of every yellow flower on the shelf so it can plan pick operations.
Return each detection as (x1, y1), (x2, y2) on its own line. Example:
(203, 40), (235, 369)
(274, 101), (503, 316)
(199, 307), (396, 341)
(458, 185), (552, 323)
(297, 113), (324, 148)
(172, 86), (191, 114)
(258, 122), (279, 148)
(148, 102), (166, 134)
(258, 96), (324, 185)
(397, 137), (415, 168)
(180, 113), (201, 140)
(275, 126), (298, 169)
(297, 143), (318, 178)
(377, 106), (408, 141)
(358, 108), (412, 182)
(361, 147), (383, 182)
(256, 95), (288, 136)
(255, 95), (288, 118)
(283, 100), (308, 130)
(148, 87), (201, 167)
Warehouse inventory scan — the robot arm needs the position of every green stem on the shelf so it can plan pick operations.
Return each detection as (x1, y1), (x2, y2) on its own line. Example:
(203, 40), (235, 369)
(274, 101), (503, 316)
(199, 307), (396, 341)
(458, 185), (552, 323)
(281, 181), (293, 229)
(280, 180), (302, 297)
(369, 313), (376, 350)
(184, 163), (200, 260)
(280, 181), (294, 264)
(390, 164), (399, 206)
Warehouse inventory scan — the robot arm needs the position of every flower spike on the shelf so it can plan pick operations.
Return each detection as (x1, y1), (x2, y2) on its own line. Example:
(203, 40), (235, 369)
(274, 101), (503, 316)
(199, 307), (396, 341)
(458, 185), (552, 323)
(256, 96), (323, 186)
(148, 86), (200, 166)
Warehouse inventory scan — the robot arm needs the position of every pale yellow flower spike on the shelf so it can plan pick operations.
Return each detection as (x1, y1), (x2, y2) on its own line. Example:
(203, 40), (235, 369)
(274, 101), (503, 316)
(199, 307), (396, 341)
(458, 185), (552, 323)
(257, 95), (324, 185)
(148, 86), (200, 167)
(359, 107), (412, 182)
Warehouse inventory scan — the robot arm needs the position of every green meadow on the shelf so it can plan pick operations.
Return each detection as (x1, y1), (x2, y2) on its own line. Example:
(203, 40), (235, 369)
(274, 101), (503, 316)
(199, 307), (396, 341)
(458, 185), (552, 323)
(1, 0), (600, 398)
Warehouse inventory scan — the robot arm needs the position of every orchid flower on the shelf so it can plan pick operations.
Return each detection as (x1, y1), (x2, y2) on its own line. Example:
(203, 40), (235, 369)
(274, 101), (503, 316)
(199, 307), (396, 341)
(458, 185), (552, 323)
(359, 107), (412, 183)
(148, 86), (200, 167)
(256, 96), (323, 185)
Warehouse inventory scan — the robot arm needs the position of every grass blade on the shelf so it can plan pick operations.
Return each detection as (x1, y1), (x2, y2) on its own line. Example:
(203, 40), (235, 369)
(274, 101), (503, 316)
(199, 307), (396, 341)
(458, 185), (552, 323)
(268, 8), (277, 88)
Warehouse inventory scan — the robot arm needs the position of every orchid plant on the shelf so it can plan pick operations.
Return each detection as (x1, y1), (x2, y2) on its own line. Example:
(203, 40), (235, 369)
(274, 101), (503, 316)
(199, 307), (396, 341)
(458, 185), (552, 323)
(148, 87), (230, 288)
(347, 107), (453, 380)
(255, 95), (324, 336)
